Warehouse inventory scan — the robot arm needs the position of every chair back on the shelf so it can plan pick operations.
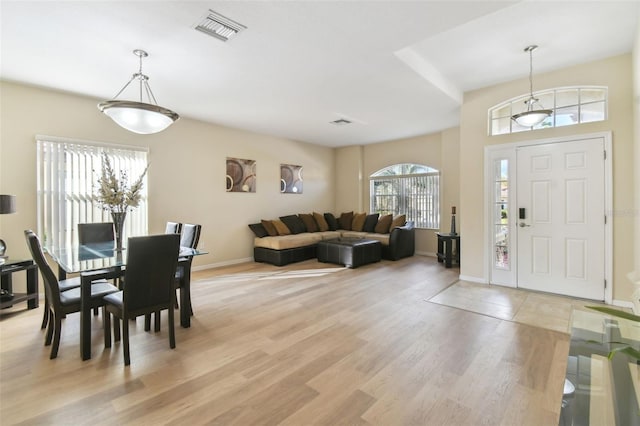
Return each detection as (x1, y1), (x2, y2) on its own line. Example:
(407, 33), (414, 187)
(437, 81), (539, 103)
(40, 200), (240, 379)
(78, 222), (115, 246)
(180, 224), (201, 249)
(165, 222), (182, 235)
(123, 234), (180, 314)
(24, 230), (63, 310)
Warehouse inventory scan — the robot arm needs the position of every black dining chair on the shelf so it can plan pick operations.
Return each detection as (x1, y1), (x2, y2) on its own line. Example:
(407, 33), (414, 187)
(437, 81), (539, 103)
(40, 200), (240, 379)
(165, 222), (182, 235)
(24, 230), (119, 359)
(103, 234), (180, 366)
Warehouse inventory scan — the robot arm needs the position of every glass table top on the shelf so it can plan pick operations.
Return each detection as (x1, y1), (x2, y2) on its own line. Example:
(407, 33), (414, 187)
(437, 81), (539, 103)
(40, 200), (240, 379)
(561, 308), (640, 426)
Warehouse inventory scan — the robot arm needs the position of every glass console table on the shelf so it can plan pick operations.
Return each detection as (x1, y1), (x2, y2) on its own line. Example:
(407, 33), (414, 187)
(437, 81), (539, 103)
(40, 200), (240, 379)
(561, 309), (640, 425)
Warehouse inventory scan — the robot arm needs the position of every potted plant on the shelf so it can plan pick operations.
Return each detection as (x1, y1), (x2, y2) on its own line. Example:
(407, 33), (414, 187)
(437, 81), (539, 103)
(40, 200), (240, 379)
(96, 153), (148, 250)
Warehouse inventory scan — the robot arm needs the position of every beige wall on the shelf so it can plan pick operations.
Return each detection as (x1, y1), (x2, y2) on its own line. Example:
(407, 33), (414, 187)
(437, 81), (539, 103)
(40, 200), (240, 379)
(335, 129), (460, 256)
(0, 81), (335, 269)
(459, 54), (635, 303)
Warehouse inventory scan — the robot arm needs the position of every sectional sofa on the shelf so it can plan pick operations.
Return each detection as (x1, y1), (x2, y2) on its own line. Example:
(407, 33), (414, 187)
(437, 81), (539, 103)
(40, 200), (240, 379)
(249, 211), (415, 266)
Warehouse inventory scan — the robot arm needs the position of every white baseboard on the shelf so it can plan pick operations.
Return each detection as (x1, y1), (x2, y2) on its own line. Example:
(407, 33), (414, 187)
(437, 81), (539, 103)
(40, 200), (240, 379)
(611, 299), (635, 310)
(458, 275), (487, 284)
(416, 251), (436, 257)
(193, 257), (253, 271)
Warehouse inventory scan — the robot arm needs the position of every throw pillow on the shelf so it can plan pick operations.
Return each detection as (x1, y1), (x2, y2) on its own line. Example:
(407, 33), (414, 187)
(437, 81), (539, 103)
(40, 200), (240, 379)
(363, 213), (379, 233)
(261, 219), (278, 236)
(314, 212), (330, 231)
(390, 214), (407, 230)
(323, 212), (338, 231)
(351, 212), (366, 232)
(272, 219), (291, 236)
(375, 214), (392, 234)
(299, 213), (318, 233)
(280, 215), (306, 234)
(248, 223), (269, 238)
(338, 211), (354, 230)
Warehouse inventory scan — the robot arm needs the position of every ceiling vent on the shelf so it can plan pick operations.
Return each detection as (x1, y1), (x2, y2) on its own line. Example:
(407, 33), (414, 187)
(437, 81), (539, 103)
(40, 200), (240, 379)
(330, 118), (352, 126)
(195, 10), (246, 42)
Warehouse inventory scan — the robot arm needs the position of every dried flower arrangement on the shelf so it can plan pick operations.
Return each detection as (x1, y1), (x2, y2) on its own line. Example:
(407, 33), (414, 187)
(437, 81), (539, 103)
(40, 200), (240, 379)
(96, 153), (148, 214)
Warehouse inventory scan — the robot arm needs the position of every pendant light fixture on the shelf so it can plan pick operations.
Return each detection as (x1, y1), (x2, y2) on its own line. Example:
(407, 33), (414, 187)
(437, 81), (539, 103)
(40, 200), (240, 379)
(511, 45), (552, 127)
(98, 49), (179, 134)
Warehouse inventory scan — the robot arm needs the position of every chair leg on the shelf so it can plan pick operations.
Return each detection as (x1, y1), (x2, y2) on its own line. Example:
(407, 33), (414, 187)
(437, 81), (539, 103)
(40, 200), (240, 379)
(113, 317), (121, 342)
(103, 308), (111, 349)
(50, 315), (62, 359)
(144, 314), (151, 331)
(123, 318), (130, 366)
(41, 294), (49, 329)
(154, 311), (161, 332)
(44, 310), (54, 346)
(93, 306), (99, 316)
(168, 307), (176, 349)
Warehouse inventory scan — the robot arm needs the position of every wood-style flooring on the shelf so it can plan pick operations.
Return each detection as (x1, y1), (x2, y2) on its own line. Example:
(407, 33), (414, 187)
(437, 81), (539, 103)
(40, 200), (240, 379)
(0, 256), (570, 425)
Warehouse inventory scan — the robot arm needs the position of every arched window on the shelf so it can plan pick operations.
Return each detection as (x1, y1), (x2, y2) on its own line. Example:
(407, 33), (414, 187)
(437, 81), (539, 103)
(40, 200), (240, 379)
(370, 163), (439, 229)
(488, 86), (607, 135)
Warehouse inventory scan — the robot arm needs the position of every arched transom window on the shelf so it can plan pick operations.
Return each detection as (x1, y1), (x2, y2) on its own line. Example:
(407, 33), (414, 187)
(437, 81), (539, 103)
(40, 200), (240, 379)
(370, 163), (440, 229)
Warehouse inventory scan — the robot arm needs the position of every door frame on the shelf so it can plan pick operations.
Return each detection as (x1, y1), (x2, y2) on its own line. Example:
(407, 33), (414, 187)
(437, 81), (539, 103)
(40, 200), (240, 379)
(484, 131), (612, 303)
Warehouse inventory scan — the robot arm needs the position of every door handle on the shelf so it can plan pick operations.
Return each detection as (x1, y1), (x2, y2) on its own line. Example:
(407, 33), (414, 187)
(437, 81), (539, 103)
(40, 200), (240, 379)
(519, 222), (531, 228)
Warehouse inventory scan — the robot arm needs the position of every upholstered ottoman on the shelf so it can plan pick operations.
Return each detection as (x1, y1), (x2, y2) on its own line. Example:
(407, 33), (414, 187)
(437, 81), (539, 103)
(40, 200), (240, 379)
(317, 238), (381, 268)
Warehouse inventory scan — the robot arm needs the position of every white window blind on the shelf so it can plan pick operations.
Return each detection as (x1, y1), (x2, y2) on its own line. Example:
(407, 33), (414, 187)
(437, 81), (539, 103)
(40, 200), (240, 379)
(370, 164), (440, 229)
(36, 137), (148, 248)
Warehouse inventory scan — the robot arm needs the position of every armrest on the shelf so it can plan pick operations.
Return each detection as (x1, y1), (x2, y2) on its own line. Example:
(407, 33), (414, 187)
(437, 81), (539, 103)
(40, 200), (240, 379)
(388, 221), (415, 260)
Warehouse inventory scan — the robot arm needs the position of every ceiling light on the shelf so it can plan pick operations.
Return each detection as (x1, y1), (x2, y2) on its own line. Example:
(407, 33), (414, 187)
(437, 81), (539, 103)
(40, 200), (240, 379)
(330, 119), (352, 126)
(195, 10), (246, 42)
(98, 49), (179, 134)
(511, 45), (552, 128)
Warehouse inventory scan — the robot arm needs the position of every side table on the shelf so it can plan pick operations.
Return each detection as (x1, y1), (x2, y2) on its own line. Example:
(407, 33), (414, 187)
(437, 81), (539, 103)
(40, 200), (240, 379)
(0, 258), (39, 311)
(436, 232), (460, 268)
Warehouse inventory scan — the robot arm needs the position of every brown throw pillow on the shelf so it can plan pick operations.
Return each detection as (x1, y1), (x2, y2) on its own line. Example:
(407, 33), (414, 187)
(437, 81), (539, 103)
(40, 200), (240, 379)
(338, 211), (353, 230)
(351, 212), (366, 232)
(272, 219), (291, 236)
(390, 214), (406, 230)
(374, 214), (392, 234)
(299, 213), (318, 233)
(313, 212), (329, 231)
(261, 219), (278, 236)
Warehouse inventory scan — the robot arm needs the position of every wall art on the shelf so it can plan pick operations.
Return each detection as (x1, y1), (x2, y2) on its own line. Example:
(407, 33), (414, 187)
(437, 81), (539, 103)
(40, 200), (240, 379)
(226, 157), (256, 192)
(280, 164), (303, 194)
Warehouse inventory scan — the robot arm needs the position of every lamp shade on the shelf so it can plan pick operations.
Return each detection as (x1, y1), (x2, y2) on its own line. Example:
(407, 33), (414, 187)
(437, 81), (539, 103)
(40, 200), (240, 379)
(98, 100), (179, 135)
(512, 109), (552, 127)
(0, 195), (16, 214)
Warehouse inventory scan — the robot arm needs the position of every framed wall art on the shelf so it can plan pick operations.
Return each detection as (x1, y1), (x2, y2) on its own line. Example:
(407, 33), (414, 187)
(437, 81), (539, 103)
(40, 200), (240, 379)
(226, 157), (256, 192)
(280, 164), (303, 194)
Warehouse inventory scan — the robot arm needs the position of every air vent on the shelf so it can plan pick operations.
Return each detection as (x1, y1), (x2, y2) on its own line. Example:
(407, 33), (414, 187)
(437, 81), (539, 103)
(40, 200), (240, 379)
(195, 10), (246, 42)
(330, 119), (352, 126)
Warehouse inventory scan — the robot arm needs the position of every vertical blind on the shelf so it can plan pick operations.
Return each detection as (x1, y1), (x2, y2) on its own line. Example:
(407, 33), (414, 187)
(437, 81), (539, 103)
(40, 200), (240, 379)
(36, 137), (148, 248)
(370, 172), (440, 229)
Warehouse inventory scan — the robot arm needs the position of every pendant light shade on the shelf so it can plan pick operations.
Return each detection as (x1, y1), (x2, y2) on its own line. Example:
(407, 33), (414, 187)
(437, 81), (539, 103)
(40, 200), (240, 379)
(98, 50), (179, 134)
(511, 45), (552, 127)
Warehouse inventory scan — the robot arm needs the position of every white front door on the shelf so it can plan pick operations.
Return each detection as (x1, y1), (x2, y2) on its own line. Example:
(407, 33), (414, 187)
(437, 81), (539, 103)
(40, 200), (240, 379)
(516, 137), (605, 300)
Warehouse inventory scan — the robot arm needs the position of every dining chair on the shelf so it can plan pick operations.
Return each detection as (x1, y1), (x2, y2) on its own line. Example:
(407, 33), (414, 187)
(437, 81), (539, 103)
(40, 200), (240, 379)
(103, 234), (180, 366)
(165, 222), (182, 235)
(176, 223), (201, 313)
(24, 230), (119, 359)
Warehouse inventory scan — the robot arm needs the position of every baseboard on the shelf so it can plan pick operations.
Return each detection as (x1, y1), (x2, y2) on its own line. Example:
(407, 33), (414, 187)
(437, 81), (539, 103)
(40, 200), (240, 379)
(458, 274), (487, 284)
(416, 251), (436, 257)
(611, 299), (635, 310)
(193, 257), (253, 271)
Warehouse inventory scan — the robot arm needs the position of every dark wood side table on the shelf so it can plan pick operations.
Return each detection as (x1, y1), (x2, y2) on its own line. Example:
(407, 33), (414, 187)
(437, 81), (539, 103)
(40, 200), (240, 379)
(0, 258), (39, 311)
(436, 233), (460, 268)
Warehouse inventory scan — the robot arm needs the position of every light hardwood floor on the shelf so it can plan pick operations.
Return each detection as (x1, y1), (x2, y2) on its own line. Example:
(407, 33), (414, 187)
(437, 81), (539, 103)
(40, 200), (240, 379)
(0, 256), (570, 425)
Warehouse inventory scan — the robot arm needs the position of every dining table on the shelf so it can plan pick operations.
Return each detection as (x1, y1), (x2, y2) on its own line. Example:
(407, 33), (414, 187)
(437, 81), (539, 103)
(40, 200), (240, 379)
(45, 241), (207, 360)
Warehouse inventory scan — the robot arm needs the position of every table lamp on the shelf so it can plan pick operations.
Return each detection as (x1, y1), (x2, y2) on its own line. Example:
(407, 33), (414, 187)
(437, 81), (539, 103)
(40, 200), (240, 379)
(0, 194), (17, 259)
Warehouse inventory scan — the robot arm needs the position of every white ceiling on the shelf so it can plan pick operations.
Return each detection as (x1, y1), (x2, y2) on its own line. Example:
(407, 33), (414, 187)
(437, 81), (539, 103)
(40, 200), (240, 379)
(1, 1), (638, 147)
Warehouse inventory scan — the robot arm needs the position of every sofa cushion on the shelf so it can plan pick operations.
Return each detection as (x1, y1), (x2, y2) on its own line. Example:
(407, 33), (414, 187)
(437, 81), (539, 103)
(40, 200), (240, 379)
(318, 231), (342, 240)
(390, 214), (407, 230)
(299, 213), (318, 233)
(324, 213), (338, 231)
(338, 211), (353, 230)
(272, 219), (291, 236)
(375, 214), (392, 234)
(254, 233), (322, 250)
(280, 215), (306, 234)
(313, 212), (330, 231)
(363, 233), (390, 246)
(248, 223), (268, 238)
(351, 212), (366, 232)
(363, 213), (379, 233)
(261, 219), (278, 236)
(340, 231), (368, 239)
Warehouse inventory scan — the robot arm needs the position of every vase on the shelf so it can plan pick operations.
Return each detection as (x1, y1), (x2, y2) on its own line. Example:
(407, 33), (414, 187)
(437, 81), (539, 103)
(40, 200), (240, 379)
(111, 212), (126, 251)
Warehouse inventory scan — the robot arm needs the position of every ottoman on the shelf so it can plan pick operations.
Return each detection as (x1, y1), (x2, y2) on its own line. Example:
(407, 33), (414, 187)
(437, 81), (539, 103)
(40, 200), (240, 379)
(317, 238), (381, 268)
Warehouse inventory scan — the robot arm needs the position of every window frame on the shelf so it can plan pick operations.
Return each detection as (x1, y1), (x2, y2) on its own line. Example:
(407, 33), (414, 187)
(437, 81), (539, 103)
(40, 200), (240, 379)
(369, 163), (440, 230)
